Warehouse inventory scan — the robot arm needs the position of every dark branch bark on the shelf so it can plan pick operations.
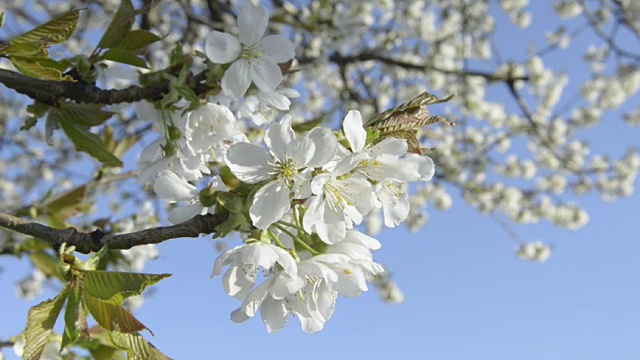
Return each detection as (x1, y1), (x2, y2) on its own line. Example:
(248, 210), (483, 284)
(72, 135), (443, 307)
(325, 52), (531, 83)
(0, 68), (211, 105)
(0, 212), (228, 254)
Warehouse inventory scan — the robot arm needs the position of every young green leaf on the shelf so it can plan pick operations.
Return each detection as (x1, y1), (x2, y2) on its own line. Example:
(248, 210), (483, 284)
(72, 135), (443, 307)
(29, 251), (65, 281)
(102, 48), (149, 68)
(9, 56), (75, 81)
(21, 102), (51, 131)
(109, 332), (171, 360)
(364, 91), (455, 154)
(45, 184), (87, 215)
(60, 103), (115, 127)
(365, 91), (455, 133)
(23, 286), (71, 360)
(95, 0), (138, 51)
(0, 9), (81, 56)
(82, 271), (171, 305)
(115, 30), (161, 52)
(111, 134), (142, 159)
(54, 110), (123, 167)
(83, 294), (150, 334)
(61, 284), (87, 350)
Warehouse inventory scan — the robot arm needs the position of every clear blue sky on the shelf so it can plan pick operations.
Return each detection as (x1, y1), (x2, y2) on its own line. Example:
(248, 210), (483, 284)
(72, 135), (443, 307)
(2, 2), (640, 359)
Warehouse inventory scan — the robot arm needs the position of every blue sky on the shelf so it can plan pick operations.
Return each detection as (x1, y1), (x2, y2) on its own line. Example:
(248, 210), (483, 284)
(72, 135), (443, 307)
(2, 2), (640, 359)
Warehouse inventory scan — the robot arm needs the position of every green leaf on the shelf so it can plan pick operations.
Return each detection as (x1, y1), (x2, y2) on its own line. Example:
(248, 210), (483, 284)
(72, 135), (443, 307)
(83, 271), (171, 305)
(215, 213), (250, 238)
(109, 332), (171, 360)
(102, 48), (149, 68)
(90, 345), (127, 360)
(115, 30), (161, 51)
(112, 134), (141, 159)
(86, 246), (111, 271)
(96, 0), (138, 50)
(0, 42), (46, 57)
(91, 344), (127, 360)
(0, 9), (81, 56)
(74, 327), (127, 359)
(30, 251), (64, 281)
(9, 56), (75, 81)
(54, 109), (123, 167)
(41, 183), (90, 228)
(0, 12), (5, 29)
(216, 192), (244, 214)
(83, 293), (149, 334)
(291, 114), (325, 132)
(23, 286), (71, 360)
(60, 103), (115, 127)
(45, 184), (87, 214)
(62, 283), (86, 350)
(29, 56), (71, 71)
(21, 102), (51, 131)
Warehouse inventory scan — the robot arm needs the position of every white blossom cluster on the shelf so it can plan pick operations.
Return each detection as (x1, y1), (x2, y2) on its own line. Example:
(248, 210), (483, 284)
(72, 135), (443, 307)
(133, 3), (436, 333)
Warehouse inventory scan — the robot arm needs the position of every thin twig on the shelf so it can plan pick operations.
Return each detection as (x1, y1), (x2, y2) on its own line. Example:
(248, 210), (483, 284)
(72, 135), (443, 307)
(325, 52), (530, 83)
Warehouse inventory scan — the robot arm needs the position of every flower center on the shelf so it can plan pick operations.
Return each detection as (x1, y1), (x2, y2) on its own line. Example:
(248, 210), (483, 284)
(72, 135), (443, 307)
(324, 178), (354, 213)
(241, 45), (263, 60)
(273, 157), (300, 187)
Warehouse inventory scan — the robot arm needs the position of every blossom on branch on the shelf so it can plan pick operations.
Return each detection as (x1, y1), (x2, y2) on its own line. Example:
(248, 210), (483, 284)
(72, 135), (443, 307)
(204, 3), (295, 98)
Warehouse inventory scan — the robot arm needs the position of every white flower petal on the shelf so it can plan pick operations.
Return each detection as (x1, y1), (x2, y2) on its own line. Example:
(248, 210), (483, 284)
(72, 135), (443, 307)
(377, 182), (410, 228)
(250, 180), (291, 229)
(343, 230), (381, 251)
(205, 31), (241, 63)
(364, 154), (420, 182)
(265, 115), (295, 160)
(223, 266), (255, 299)
(315, 281), (336, 322)
(168, 203), (206, 224)
(154, 170), (198, 202)
(406, 153), (436, 181)
(315, 218), (347, 245)
(230, 308), (251, 323)
(208, 175), (228, 192)
(303, 195), (323, 234)
(250, 58), (283, 92)
(260, 35), (295, 63)
(270, 272), (305, 299)
(333, 152), (368, 176)
(225, 142), (273, 183)
(211, 250), (232, 278)
(367, 137), (407, 157)
(289, 136), (316, 167)
(343, 110), (366, 152)
(258, 91), (290, 110)
(237, 277), (273, 318)
(222, 60), (251, 98)
(261, 297), (289, 333)
(188, 103), (239, 139)
(238, 3), (268, 45)
(306, 127), (338, 168)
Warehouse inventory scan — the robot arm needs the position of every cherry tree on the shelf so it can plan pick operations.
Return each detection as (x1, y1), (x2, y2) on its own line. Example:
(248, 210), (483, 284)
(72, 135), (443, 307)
(0, 0), (638, 358)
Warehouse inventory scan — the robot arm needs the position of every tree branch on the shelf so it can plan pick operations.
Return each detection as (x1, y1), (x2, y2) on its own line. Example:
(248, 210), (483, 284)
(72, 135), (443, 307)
(0, 68), (211, 105)
(0, 212), (228, 254)
(326, 52), (531, 83)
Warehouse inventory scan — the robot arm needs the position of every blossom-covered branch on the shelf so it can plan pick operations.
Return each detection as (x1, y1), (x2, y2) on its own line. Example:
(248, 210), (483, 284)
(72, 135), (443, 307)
(0, 211), (227, 254)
